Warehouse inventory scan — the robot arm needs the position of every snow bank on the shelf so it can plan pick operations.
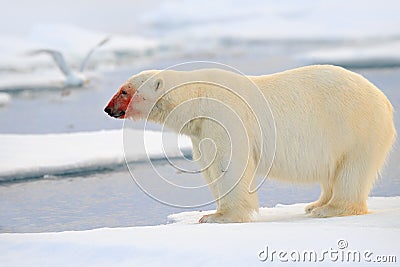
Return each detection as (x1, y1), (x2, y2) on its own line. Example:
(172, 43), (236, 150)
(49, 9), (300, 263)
(0, 197), (398, 267)
(0, 24), (158, 73)
(301, 40), (400, 68)
(138, 0), (400, 66)
(0, 71), (66, 92)
(1, 0), (400, 73)
(142, 0), (400, 43)
(0, 129), (192, 181)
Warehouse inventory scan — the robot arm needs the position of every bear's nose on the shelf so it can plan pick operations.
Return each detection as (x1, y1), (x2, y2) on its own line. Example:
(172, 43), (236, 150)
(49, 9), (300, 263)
(104, 107), (112, 114)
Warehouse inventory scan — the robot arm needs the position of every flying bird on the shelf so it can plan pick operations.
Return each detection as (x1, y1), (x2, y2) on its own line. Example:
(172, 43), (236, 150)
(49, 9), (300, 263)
(0, 92), (11, 106)
(29, 37), (110, 88)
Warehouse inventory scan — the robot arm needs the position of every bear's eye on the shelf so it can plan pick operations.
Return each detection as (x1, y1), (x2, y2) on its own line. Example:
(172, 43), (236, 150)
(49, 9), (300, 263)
(155, 80), (161, 91)
(121, 90), (127, 95)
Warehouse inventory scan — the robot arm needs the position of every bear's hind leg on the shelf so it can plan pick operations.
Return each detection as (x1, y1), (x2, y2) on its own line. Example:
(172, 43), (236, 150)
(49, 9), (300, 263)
(310, 200), (368, 218)
(310, 153), (377, 218)
(305, 181), (333, 214)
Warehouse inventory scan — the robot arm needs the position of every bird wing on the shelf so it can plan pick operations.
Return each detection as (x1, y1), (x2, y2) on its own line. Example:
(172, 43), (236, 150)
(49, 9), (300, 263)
(79, 36), (111, 72)
(29, 49), (72, 76)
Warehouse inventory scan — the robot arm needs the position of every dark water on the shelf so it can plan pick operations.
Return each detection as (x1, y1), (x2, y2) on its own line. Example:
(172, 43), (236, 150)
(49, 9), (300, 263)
(0, 155), (398, 233)
(0, 59), (399, 233)
(0, 161), (317, 233)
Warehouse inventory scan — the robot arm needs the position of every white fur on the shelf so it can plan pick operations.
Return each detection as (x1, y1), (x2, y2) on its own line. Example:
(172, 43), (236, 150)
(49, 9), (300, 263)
(126, 65), (396, 222)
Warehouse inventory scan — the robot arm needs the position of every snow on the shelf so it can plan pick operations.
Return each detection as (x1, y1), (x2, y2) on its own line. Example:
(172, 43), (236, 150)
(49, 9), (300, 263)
(0, 129), (192, 181)
(0, 71), (66, 92)
(1, 0), (399, 74)
(0, 2), (398, 265)
(0, 92), (11, 106)
(301, 40), (400, 67)
(0, 196), (398, 267)
(0, 23), (158, 73)
(145, 0), (400, 40)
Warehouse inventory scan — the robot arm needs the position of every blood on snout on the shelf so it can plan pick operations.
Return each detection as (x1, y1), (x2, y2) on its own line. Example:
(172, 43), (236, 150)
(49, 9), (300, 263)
(107, 83), (135, 111)
(116, 94), (130, 112)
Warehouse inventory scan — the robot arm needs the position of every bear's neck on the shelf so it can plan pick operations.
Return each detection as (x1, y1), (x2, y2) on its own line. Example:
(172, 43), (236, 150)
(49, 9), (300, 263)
(148, 88), (205, 138)
(147, 68), (258, 139)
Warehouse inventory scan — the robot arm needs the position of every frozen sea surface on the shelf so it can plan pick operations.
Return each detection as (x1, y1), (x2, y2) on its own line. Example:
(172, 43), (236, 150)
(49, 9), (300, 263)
(1, 197), (399, 267)
(0, 0), (399, 232)
(0, 66), (399, 233)
(0, 156), (398, 233)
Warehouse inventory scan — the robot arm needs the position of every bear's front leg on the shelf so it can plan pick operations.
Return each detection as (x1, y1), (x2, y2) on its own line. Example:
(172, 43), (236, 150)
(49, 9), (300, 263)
(199, 212), (232, 223)
(198, 188), (259, 223)
(199, 211), (248, 223)
(198, 159), (259, 223)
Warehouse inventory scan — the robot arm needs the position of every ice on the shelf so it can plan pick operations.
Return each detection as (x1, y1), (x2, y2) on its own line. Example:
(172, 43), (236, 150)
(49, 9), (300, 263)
(0, 129), (192, 181)
(301, 40), (400, 68)
(142, 0), (400, 40)
(0, 196), (398, 267)
(1, 0), (399, 74)
(0, 3), (398, 264)
(0, 23), (158, 73)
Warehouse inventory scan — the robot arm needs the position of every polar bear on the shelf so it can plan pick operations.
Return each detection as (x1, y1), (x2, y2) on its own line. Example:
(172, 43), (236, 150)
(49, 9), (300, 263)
(104, 65), (396, 223)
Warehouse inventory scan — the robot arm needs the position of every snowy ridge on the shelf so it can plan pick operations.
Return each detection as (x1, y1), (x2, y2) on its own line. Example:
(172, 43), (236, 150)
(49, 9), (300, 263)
(0, 24), (158, 73)
(169, 197), (400, 228)
(0, 0), (399, 74)
(0, 129), (192, 181)
(146, 0), (400, 41)
(301, 39), (400, 68)
(0, 197), (399, 267)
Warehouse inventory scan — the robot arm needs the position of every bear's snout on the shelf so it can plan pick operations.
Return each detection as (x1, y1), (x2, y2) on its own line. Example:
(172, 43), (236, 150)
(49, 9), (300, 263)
(104, 106), (125, 118)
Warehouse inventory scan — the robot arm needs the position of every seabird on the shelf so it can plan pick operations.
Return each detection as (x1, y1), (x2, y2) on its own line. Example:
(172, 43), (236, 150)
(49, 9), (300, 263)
(30, 37), (110, 88)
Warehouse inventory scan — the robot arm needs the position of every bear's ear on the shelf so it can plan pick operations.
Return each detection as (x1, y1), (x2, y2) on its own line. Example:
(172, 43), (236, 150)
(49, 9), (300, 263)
(154, 78), (164, 91)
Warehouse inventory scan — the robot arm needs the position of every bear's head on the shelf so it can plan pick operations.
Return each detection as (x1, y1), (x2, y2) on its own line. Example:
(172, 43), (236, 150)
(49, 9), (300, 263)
(104, 70), (168, 121)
